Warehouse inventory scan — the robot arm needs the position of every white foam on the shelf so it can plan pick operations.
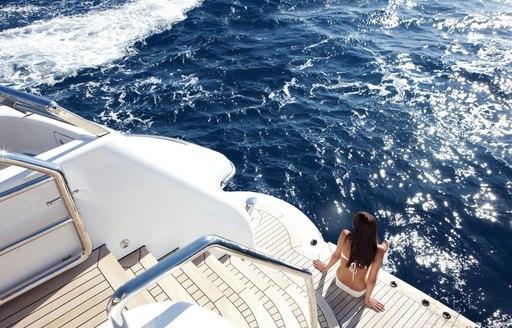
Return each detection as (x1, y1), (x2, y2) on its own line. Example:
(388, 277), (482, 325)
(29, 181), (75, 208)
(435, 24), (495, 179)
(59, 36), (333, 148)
(0, 0), (201, 87)
(0, 4), (41, 17)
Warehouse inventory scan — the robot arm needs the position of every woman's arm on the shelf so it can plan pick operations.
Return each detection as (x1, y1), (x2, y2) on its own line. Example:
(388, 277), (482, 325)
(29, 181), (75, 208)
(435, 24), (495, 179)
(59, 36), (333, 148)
(313, 229), (349, 272)
(364, 240), (389, 311)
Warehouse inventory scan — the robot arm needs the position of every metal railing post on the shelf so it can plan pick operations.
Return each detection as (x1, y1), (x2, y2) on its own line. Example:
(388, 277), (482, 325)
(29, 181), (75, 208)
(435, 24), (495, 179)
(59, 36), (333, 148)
(0, 151), (92, 305)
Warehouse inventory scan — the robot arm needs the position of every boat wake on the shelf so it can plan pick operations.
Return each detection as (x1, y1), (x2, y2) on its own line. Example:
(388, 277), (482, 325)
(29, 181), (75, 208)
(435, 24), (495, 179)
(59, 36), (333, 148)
(0, 0), (201, 88)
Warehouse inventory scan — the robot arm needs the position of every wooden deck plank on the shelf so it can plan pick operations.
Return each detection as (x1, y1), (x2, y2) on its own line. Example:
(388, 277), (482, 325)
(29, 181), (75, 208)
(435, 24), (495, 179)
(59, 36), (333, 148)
(119, 247), (172, 304)
(202, 253), (281, 328)
(245, 259), (291, 290)
(401, 304), (429, 328)
(334, 282), (383, 325)
(229, 256), (309, 328)
(337, 286), (385, 327)
(205, 256), (284, 327)
(158, 273), (196, 303)
(48, 288), (112, 328)
(254, 224), (282, 244)
(254, 219), (281, 241)
(238, 288), (278, 328)
(270, 247), (296, 264)
(338, 300), (366, 327)
(264, 232), (291, 254)
(283, 284), (310, 328)
(254, 215), (280, 234)
(386, 298), (419, 328)
(98, 246), (152, 309)
(77, 299), (111, 328)
(328, 288), (350, 314)
(205, 254), (245, 294)
(314, 270), (338, 295)
(1, 270), (104, 327)
(420, 310), (443, 328)
(344, 282), (395, 328)
(215, 295), (252, 328)
(364, 293), (409, 327)
(0, 248), (101, 322)
(275, 214), (306, 250)
(0, 268), (102, 327)
(257, 228), (288, 252)
(14, 271), (106, 327)
(180, 261), (224, 303)
(256, 217), (285, 236)
(25, 280), (111, 327)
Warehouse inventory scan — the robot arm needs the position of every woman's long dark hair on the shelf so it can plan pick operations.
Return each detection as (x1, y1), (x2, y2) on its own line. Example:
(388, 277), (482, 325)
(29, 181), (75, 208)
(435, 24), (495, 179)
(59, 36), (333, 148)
(345, 211), (378, 268)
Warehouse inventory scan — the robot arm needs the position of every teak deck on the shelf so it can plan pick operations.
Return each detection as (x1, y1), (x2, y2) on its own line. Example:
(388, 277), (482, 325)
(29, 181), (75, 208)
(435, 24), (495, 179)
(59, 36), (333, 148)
(0, 204), (478, 327)
(251, 204), (477, 328)
(0, 246), (148, 328)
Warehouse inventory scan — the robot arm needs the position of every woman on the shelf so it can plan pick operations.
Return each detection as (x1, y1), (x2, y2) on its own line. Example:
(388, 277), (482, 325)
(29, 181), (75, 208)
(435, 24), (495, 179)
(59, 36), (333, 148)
(313, 211), (389, 312)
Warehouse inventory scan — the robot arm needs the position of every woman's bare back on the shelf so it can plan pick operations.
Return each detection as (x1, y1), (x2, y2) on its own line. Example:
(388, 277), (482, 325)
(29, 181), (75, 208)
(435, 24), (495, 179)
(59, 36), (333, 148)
(336, 229), (369, 291)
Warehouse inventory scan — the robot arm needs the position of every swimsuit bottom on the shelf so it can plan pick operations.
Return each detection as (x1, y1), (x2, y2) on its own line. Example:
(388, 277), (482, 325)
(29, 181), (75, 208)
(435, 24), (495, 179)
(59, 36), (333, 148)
(335, 276), (366, 298)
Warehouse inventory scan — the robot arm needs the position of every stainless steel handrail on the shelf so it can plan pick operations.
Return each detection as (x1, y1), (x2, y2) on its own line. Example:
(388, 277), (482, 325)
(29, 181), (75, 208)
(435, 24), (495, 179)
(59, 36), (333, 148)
(0, 85), (109, 136)
(220, 160), (236, 189)
(0, 85), (58, 116)
(0, 175), (52, 202)
(0, 216), (73, 256)
(0, 151), (92, 305)
(107, 235), (318, 328)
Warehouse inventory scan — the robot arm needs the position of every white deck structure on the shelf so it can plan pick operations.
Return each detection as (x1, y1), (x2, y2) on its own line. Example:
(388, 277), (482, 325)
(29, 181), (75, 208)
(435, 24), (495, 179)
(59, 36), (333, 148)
(0, 198), (476, 327)
(0, 86), (477, 327)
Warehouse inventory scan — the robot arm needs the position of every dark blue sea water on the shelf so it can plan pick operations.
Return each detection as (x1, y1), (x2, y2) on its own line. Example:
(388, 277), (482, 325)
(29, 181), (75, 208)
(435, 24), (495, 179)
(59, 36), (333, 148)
(1, 0), (511, 325)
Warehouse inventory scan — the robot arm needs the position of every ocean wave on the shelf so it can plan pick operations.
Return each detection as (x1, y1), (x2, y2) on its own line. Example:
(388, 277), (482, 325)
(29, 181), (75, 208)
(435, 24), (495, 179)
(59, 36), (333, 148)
(0, 0), (201, 87)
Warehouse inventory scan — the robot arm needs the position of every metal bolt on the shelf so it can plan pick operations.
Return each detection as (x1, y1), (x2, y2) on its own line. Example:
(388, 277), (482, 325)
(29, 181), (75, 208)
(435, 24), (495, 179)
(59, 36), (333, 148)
(120, 239), (130, 249)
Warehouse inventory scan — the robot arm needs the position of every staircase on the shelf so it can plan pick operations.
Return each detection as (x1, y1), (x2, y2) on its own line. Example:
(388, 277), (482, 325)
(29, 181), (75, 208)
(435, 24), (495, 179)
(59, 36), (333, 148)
(118, 246), (333, 328)
(0, 242), (331, 328)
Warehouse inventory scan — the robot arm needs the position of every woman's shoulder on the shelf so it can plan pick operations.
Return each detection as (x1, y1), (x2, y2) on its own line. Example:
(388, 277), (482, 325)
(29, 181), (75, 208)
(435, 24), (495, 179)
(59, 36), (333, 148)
(337, 229), (351, 245)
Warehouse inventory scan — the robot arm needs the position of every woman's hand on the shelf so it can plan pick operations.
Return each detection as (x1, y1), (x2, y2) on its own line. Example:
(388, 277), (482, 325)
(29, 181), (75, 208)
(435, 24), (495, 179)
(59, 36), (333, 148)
(381, 240), (389, 253)
(313, 259), (328, 273)
(366, 298), (385, 312)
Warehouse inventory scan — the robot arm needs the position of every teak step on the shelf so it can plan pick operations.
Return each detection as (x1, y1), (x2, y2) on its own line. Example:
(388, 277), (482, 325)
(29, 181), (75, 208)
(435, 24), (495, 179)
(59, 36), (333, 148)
(0, 245), (150, 328)
(253, 243), (339, 328)
(176, 260), (249, 327)
(222, 254), (304, 328)
(120, 246), (249, 327)
(197, 252), (282, 328)
(119, 246), (194, 304)
(249, 205), (353, 328)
